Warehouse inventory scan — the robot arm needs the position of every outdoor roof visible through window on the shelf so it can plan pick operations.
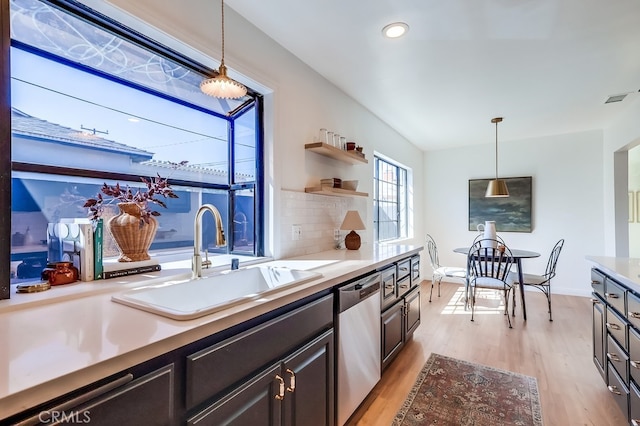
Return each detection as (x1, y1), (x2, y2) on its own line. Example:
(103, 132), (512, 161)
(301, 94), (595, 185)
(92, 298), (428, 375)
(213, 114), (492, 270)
(9, 0), (251, 116)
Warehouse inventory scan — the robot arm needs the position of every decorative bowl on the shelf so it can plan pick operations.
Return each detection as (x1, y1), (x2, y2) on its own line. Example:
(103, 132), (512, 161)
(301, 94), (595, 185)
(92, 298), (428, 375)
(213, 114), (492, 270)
(342, 180), (358, 191)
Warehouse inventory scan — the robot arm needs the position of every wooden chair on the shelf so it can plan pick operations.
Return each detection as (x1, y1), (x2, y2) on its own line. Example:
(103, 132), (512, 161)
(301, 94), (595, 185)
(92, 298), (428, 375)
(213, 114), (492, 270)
(467, 239), (516, 328)
(426, 234), (467, 302)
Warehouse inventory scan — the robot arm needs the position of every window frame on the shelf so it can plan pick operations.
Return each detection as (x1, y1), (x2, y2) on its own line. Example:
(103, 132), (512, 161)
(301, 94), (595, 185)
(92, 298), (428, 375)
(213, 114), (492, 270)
(3, 0), (265, 296)
(373, 155), (408, 243)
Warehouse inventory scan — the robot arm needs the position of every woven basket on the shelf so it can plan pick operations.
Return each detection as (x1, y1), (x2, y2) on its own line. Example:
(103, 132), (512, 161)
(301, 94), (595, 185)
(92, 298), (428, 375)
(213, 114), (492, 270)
(107, 202), (158, 262)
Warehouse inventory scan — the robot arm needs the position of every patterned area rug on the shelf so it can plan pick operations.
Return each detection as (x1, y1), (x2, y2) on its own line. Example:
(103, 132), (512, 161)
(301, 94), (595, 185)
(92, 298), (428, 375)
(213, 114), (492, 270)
(393, 353), (543, 426)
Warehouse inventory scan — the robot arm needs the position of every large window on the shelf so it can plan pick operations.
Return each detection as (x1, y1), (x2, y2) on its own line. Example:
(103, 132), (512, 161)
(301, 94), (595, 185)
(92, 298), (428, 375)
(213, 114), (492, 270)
(8, 0), (263, 282)
(373, 156), (408, 242)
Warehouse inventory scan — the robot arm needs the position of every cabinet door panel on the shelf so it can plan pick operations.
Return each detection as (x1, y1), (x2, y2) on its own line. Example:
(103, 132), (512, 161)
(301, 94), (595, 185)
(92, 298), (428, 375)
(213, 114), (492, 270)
(282, 330), (334, 426)
(607, 363), (630, 421)
(186, 295), (333, 410)
(74, 364), (174, 426)
(607, 334), (630, 386)
(631, 380), (640, 426)
(405, 287), (421, 339)
(381, 302), (404, 371)
(593, 296), (606, 382)
(188, 364), (281, 426)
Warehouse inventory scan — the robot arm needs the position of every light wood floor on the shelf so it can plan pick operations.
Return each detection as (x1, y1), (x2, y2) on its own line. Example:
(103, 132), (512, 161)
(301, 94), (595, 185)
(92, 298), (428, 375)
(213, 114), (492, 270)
(348, 280), (628, 426)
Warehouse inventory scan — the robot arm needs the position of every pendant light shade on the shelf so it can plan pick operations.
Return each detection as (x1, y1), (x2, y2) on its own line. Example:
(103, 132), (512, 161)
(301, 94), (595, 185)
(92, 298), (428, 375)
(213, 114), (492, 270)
(485, 117), (509, 198)
(200, 0), (247, 99)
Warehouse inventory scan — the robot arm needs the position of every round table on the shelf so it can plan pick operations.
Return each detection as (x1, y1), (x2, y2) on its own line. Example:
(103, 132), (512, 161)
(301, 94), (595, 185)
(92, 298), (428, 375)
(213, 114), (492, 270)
(453, 247), (541, 320)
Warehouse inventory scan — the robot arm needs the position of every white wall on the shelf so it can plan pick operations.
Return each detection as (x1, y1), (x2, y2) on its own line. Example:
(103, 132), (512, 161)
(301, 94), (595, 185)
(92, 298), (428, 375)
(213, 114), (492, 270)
(80, 0), (426, 259)
(425, 130), (604, 297)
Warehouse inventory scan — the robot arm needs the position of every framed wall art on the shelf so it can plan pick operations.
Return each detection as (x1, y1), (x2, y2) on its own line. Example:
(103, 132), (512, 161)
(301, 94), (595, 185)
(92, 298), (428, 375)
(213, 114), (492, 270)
(468, 176), (533, 233)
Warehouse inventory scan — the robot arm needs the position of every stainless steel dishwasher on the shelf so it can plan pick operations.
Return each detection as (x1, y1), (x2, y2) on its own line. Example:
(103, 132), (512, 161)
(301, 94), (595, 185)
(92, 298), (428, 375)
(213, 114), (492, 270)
(336, 272), (381, 425)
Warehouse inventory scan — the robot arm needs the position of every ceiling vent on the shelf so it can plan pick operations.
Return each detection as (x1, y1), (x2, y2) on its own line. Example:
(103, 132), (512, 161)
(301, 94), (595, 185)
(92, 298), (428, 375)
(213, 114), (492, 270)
(605, 94), (628, 104)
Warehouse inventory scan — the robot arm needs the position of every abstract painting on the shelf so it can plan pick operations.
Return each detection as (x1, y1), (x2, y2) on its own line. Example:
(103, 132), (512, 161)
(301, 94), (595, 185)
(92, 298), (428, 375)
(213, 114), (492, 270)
(468, 177), (532, 233)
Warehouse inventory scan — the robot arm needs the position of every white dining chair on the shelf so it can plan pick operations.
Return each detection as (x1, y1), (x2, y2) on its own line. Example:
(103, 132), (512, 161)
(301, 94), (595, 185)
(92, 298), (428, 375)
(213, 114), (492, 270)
(426, 234), (467, 302)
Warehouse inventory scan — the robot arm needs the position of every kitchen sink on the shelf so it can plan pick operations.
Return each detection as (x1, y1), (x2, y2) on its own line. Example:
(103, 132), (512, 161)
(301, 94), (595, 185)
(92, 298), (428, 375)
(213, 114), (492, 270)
(112, 266), (323, 320)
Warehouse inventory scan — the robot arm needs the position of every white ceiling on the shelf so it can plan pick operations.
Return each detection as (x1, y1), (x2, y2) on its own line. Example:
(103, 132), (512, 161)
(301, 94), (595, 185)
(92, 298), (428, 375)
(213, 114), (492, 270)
(226, 0), (640, 151)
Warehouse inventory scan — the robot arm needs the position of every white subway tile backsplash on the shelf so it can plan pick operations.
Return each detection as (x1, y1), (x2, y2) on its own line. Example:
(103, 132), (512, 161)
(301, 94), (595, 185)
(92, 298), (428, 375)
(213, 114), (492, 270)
(279, 190), (347, 258)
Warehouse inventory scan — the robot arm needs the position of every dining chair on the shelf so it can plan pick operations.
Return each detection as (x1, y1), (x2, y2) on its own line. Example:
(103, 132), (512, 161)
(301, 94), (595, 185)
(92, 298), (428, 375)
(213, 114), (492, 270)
(467, 239), (516, 328)
(510, 239), (564, 321)
(425, 234), (467, 302)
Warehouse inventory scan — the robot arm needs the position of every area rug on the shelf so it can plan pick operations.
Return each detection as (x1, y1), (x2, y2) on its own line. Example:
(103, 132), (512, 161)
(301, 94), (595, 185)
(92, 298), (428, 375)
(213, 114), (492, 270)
(393, 353), (543, 426)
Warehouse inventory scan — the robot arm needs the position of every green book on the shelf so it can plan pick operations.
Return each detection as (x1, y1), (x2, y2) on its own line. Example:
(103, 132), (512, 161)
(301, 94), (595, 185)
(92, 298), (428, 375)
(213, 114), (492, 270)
(94, 219), (104, 280)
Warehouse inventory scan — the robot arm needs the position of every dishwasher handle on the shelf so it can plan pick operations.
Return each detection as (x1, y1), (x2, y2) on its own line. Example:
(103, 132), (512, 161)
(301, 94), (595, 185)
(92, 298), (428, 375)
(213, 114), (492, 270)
(338, 273), (381, 312)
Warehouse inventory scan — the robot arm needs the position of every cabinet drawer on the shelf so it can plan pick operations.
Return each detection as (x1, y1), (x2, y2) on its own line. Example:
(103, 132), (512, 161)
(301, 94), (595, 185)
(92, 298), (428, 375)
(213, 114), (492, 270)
(591, 269), (606, 300)
(607, 306), (629, 351)
(397, 258), (411, 281)
(397, 275), (412, 297)
(185, 294), (333, 411)
(605, 279), (627, 316)
(608, 334), (629, 386)
(629, 292), (640, 330)
(410, 255), (420, 284)
(608, 362), (630, 421)
(631, 380), (640, 426)
(629, 328), (640, 386)
(381, 265), (397, 309)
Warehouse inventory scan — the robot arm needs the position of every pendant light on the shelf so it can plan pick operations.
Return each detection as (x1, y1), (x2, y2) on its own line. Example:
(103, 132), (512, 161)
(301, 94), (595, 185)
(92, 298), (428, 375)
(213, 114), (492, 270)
(485, 117), (510, 197)
(200, 0), (247, 99)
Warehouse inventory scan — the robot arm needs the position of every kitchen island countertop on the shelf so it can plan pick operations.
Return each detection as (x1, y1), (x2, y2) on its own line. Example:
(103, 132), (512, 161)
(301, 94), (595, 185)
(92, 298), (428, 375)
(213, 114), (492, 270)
(586, 256), (640, 293)
(0, 244), (421, 420)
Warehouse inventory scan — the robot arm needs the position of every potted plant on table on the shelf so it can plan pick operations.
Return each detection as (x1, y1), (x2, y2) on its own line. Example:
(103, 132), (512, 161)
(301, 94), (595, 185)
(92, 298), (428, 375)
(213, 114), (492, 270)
(83, 161), (187, 262)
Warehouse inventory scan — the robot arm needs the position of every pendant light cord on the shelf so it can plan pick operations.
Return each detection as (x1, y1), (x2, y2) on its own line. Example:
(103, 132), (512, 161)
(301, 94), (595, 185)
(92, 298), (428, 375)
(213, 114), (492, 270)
(220, 0), (225, 66)
(495, 120), (498, 179)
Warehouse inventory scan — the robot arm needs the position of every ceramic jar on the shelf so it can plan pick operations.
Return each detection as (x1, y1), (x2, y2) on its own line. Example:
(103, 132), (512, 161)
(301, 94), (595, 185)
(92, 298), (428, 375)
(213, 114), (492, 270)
(42, 261), (79, 286)
(477, 220), (497, 248)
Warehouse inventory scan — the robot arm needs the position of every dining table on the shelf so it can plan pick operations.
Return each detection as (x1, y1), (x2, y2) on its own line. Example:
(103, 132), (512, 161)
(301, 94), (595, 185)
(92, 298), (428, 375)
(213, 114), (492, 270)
(453, 247), (541, 320)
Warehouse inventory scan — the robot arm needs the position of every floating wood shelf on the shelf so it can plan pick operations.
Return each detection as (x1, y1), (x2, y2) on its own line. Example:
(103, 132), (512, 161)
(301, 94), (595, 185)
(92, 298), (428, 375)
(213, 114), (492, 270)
(304, 142), (368, 165)
(304, 186), (369, 197)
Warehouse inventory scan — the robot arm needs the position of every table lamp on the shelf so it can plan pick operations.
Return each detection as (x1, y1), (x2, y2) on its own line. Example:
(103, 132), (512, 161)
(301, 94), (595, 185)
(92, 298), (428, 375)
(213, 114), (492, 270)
(340, 210), (365, 250)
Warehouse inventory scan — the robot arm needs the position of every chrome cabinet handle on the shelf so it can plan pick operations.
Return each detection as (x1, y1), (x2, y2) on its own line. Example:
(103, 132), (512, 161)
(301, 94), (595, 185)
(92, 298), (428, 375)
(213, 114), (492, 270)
(605, 293), (620, 299)
(590, 298), (600, 304)
(591, 280), (601, 285)
(631, 360), (640, 369)
(274, 375), (285, 400)
(606, 322), (621, 330)
(630, 312), (640, 319)
(632, 420), (639, 426)
(608, 385), (622, 395)
(607, 352), (621, 362)
(286, 368), (296, 393)
(399, 284), (409, 289)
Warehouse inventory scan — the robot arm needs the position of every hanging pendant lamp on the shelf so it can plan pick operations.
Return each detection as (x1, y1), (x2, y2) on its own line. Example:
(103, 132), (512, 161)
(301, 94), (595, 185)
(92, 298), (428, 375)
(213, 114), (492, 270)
(200, 0), (247, 99)
(485, 117), (510, 198)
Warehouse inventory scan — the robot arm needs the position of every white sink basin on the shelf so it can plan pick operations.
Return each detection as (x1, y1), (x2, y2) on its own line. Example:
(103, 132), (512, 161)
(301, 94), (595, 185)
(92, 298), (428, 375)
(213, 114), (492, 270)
(112, 266), (323, 320)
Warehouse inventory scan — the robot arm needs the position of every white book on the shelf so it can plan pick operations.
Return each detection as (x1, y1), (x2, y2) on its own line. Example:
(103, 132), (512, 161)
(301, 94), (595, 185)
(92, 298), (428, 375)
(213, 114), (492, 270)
(77, 223), (94, 282)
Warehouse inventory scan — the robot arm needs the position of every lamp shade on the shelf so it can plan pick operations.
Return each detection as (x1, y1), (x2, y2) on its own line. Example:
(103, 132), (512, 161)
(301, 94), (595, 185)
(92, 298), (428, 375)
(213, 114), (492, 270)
(340, 211), (365, 231)
(485, 179), (510, 197)
(340, 210), (365, 250)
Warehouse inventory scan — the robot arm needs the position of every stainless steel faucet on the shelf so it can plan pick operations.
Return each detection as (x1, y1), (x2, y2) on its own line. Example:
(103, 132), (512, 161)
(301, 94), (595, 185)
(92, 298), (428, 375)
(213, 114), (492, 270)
(192, 204), (226, 278)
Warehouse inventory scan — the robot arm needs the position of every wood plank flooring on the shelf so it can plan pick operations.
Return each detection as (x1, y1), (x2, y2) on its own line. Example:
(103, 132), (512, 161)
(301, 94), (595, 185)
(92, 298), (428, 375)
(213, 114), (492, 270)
(348, 280), (628, 425)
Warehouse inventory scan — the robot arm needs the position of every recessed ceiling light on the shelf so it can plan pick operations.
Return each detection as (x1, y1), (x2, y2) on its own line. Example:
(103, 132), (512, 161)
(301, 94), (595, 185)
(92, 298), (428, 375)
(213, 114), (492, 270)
(128, 117), (140, 122)
(382, 22), (409, 39)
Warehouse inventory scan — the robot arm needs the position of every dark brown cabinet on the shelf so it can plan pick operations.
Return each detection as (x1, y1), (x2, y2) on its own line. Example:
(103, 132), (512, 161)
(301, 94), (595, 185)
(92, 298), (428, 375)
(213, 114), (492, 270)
(591, 267), (640, 425)
(8, 364), (175, 426)
(188, 330), (334, 426)
(380, 255), (421, 372)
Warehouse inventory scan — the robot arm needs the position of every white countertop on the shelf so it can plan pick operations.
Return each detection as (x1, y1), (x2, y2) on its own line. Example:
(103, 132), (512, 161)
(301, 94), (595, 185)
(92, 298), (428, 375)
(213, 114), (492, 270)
(0, 244), (421, 420)
(586, 256), (640, 292)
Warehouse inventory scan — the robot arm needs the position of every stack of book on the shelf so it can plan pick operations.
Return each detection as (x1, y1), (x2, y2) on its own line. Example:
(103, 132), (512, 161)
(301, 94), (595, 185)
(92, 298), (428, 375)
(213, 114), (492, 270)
(102, 258), (161, 279)
(47, 218), (161, 281)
